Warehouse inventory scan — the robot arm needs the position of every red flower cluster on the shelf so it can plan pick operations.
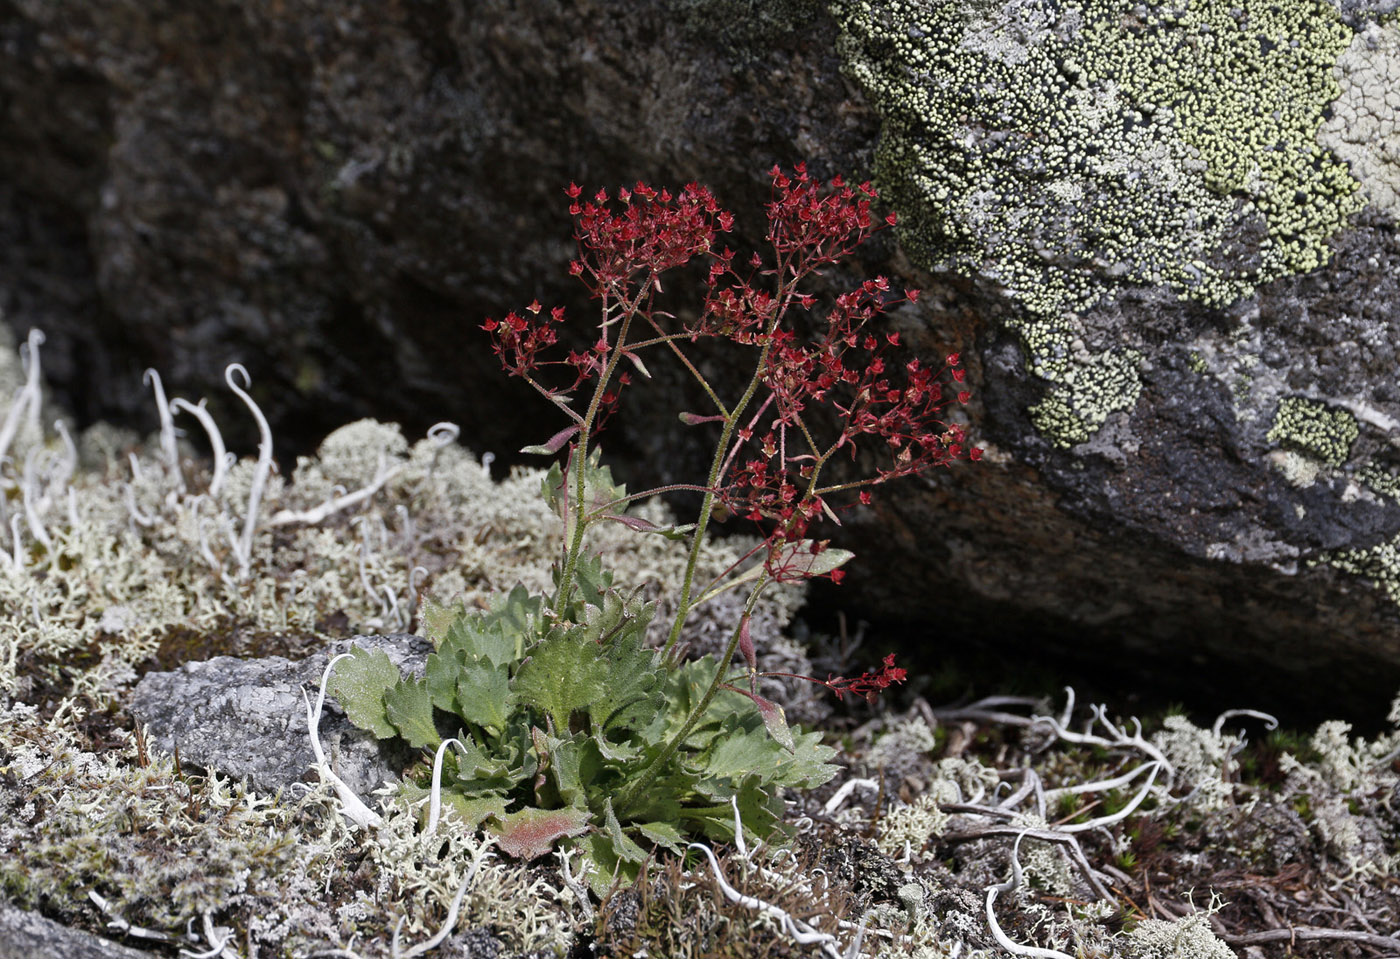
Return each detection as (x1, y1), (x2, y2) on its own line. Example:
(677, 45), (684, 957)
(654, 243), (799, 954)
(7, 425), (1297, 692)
(481, 299), (566, 382)
(704, 169), (980, 564)
(820, 654), (908, 705)
(567, 181), (729, 297)
(760, 653), (909, 706)
(483, 166), (981, 586)
(765, 163), (885, 266)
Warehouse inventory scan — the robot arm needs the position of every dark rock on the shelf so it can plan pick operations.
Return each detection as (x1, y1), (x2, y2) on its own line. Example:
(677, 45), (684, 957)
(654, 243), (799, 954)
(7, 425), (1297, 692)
(128, 634), (429, 796)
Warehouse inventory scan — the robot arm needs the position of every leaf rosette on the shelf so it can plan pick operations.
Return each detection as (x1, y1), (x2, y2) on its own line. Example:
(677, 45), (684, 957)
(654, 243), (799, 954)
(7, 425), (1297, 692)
(329, 570), (837, 894)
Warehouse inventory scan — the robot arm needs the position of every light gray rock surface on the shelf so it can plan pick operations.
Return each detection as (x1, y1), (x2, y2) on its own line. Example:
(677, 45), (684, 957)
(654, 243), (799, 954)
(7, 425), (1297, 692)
(128, 634), (429, 796)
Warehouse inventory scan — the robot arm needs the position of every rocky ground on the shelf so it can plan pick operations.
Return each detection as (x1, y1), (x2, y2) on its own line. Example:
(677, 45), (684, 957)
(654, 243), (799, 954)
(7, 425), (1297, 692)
(1, 338), (1397, 958)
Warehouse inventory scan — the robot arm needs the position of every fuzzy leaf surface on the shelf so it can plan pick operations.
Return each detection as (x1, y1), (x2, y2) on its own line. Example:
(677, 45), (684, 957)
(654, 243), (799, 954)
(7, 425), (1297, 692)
(326, 646), (399, 740)
(511, 628), (612, 732)
(489, 805), (591, 860)
(384, 677), (439, 749)
(453, 661), (515, 731)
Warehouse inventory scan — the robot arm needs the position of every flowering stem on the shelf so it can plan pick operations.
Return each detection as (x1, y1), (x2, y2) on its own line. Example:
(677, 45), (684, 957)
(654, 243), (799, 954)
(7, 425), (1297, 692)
(552, 296), (640, 615)
(661, 286), (794, 656)
(585, 484), (716, 520)
(638, 316), (731, 419)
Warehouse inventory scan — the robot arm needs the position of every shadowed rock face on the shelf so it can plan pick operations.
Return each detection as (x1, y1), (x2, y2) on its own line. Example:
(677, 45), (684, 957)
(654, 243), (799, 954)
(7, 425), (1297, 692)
(3, 0), (1399, 723)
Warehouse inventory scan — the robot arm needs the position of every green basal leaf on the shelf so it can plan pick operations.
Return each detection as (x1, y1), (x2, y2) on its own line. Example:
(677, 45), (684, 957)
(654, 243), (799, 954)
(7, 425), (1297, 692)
(453, 661), (515, 731)
(426, 645), (466, 715)
(593, 736), (642, 763)
(384, 677), (439, 749)
(398, 782), (509, 831)
(419, 595), (461, 650)
(603, 798), (648, 864)
(512, 627), (612, 732)
(448, 735), (531, 794)
(636, 820), (685, 855)
(701, 712), (838, 791)
(326, 646), (399, 740)
(492, 584), (544, 659)
(539, 731), (600, 808)
(434, 586), (538, 669)
(686, 770), (786, 845)
(574, 832), (633, 899)
(589, 600), (666, 737)
(777, 727), (841, 789)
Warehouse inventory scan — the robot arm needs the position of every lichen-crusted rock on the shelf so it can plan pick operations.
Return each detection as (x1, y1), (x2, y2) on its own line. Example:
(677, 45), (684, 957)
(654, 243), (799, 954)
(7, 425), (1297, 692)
(4, 0), (1400, 720)
(128, 634), (430, 795)
(821, 0), (1400, 719)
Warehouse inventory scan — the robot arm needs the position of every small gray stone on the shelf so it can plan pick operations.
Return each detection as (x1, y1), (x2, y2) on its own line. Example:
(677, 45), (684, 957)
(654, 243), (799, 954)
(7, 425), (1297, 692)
(0, 897), (158, 959)
(128, 634), (431, 797)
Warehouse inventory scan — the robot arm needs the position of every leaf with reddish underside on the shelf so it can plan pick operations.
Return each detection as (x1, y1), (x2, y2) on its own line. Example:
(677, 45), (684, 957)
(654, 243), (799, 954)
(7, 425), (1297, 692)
(738, 614), (756, 673)
(720, 683), (795, 753)
(598, 513), (696, 540)
(678, 412), (726, 426)
(521, 425), (580, 455)
(488, 805), (592, 860)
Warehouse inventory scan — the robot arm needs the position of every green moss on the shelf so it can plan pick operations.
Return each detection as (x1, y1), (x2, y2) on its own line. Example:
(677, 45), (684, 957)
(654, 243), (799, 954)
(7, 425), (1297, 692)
(1266, 396), (1359, 465)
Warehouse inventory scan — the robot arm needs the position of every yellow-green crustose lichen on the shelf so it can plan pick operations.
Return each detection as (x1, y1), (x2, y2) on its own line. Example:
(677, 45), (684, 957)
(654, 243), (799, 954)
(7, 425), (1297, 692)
(830, 0), (1365, 446)
(1266, 396), (1359, 466)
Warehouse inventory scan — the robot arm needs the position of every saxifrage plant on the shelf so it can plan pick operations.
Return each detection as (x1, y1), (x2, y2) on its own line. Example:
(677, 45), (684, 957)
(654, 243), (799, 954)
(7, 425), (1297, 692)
(329, 164), (980, 893)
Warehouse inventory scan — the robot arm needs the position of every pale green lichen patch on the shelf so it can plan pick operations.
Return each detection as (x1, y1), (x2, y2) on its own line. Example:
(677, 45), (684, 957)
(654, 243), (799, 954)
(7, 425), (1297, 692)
(1319, 21), (1400, 218)
(1028, 346), (1144, 448)
(1358, 461), (1400, 500)
(1322, 535), (1400, 602)
(1266, 396), (1359, 465)
(830, 0), (1365, 445)
(831, 0), (1363, 308)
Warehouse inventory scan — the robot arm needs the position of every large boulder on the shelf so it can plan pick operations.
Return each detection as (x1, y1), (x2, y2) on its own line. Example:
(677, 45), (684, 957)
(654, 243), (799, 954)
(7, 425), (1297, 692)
(2, 0), (1399, 720)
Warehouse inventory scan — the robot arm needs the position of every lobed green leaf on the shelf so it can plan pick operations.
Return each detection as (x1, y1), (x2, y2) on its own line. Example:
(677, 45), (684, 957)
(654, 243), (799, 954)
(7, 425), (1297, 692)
(326, 646), (399, 740)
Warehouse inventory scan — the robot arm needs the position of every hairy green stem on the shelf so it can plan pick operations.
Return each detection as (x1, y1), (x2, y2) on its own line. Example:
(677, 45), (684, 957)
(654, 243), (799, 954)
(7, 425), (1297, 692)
(662, 274), (800, 656)
(552, 294), (641, 616)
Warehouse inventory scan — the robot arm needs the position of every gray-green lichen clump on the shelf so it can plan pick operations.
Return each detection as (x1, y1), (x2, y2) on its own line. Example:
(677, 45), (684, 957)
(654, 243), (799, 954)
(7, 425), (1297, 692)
(1266, 396), (1360, 465)
(829, 0), (1366, 445)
